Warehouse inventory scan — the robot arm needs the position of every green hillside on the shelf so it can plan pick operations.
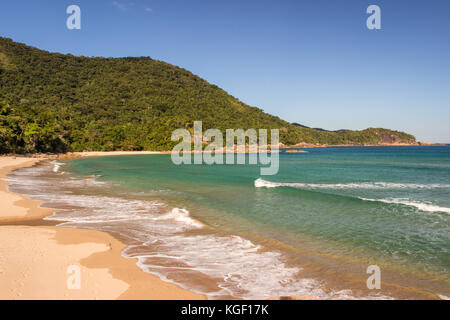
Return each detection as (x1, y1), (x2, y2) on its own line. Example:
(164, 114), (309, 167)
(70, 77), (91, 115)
(0, 37), (416, 153)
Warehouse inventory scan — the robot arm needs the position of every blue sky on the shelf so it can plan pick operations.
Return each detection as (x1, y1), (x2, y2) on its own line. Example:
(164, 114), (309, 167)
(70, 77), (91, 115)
(0, 0), (449, 142)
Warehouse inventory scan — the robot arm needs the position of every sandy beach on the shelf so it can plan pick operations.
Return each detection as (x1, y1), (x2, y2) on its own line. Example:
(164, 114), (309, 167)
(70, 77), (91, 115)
(0, 156), (204, 300)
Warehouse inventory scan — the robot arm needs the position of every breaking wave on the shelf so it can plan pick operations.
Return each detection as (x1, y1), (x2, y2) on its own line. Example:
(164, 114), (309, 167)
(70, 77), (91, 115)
(254, 178), (450, 190)
(359, 198), (450, 214)
(52, 160), (64, 173)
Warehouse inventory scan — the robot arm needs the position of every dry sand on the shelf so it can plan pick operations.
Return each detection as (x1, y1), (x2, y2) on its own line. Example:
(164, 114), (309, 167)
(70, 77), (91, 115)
(70, 151), (169, 158)
(0, 156), (204, 300)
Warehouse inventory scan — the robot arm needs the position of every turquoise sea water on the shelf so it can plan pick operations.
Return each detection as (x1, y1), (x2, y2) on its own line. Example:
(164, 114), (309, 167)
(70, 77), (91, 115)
(8, 146), (450, 299)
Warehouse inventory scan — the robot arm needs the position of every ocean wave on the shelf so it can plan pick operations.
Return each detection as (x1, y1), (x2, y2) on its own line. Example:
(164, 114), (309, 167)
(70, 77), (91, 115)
(359, 198), (450, 214)
(155, 208), (204, 228)
(254, 178), (450, 190)
(125, 232), (393, 300)
(52, 160), (64, 173)
(124, 233), (363, 300)
(43, 197), (205, 232)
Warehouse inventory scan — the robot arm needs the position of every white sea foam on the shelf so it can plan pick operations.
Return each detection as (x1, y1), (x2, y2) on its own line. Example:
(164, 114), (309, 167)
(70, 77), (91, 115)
(126, 233), (393, 300)
(52, 160), (64, 173)
(359, 197), (450, 214)
(125, 233), (330, 299)
(155, 208), (204, 228)
(255, 178), (450, 190)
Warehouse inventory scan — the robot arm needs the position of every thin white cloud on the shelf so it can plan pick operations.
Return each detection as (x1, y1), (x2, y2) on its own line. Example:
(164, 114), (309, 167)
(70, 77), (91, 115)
(112, 1), (127, 11)
(112, 1), (152, 14)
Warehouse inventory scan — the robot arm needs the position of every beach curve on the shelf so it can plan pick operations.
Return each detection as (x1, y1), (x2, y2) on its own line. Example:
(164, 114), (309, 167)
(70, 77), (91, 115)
(0, 156), (204, 300)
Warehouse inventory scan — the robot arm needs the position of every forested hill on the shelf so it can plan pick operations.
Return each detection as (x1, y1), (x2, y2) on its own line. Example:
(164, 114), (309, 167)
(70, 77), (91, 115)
(0, 37), (416, 153)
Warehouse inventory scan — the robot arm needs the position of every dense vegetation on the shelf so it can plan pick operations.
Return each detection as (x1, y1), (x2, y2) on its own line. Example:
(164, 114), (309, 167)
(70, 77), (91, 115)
(0, 37), (416, 153)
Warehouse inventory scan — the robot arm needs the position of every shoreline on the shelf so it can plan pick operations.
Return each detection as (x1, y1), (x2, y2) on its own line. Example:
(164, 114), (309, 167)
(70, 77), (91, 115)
(0, 156), (204, 300)
(6, 142), (445, 159)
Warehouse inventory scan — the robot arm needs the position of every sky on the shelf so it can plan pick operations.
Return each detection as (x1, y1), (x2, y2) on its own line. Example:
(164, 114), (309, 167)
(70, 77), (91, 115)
(0, 0), (449, 142)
